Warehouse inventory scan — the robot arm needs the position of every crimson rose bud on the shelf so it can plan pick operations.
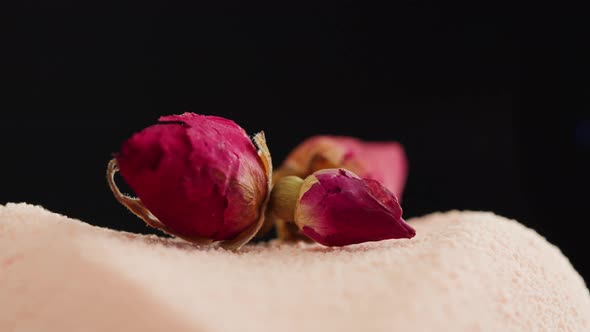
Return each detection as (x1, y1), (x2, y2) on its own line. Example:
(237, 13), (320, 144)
(108, 113), (271, 248)
(293, 169), (415, 246)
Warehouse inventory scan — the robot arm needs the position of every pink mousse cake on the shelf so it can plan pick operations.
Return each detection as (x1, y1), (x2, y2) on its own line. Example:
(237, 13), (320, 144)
(1, 203), (589, 331)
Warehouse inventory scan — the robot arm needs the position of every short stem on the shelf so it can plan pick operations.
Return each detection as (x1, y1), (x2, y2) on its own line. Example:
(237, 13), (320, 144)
(269, 176), (304, 221)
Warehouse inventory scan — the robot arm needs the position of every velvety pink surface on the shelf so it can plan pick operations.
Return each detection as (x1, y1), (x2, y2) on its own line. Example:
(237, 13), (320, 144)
(3, 204), (589, 332)
(117, 113), (267, 241)
(297, 169), (415, 246)
(281, 136), (408, 200)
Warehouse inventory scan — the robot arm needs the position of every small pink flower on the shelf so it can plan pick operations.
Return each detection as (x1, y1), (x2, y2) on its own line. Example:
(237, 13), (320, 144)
(270, 169), (415, 247)
(108, 113), (272, 249)
(276, 136), (407, 200)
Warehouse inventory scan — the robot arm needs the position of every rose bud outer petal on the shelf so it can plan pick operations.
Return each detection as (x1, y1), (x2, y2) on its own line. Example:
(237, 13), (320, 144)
(278, 136), (408, 200)
(294, 168), (415, 246)
(116, 113), (268, 241)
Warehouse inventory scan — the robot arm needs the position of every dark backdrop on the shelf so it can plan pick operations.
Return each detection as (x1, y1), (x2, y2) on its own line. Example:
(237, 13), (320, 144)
(3, 1), (588, 281)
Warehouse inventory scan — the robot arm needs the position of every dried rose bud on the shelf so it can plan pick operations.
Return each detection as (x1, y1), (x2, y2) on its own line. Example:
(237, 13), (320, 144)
(269, 135), (408, 241)
(274, 136), (408, 200)
(107, 113), (272, 250)
(270, 169), (415, 246)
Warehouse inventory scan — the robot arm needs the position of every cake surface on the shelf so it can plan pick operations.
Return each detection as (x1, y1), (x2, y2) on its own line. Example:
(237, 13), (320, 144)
(1, 203), (589, 331)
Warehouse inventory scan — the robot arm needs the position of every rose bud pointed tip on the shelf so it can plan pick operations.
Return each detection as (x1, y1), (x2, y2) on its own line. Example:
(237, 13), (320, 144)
(293, 168), (415, 247)
(108, 113), (272, 249)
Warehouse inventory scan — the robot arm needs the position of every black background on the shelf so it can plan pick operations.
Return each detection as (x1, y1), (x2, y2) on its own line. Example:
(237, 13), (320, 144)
(3, 2), (588, 281)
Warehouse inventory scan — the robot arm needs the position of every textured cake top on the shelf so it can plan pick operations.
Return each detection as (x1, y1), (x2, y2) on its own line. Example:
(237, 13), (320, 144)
(1, 203), (589, 332)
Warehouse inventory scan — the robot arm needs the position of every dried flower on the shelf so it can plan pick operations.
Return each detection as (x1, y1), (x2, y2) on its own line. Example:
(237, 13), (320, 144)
(270, 136), (408, 241)
(270, 169), (415, 246)
(274, 136), (408, 199)
(107, 113), (272, 250)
